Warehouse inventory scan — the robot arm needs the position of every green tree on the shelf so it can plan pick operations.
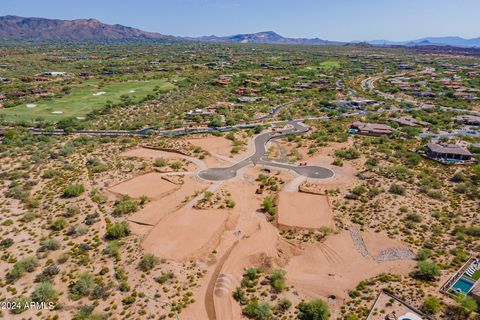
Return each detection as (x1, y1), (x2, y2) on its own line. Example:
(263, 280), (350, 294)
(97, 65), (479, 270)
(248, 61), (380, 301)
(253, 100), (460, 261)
(298, 299), (330, 320)
(243, 300), (272, 320)
(423, 295), (442, 314)
(415, 261), (440, 281)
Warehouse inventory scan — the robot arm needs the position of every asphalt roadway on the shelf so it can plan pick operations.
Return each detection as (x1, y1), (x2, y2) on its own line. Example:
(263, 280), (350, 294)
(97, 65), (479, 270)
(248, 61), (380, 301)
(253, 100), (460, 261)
(197, 121), (335, 181)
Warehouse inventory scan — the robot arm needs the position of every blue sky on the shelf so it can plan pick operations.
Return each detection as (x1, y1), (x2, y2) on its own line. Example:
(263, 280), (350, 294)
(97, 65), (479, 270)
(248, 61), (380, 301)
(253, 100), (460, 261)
(1, 0), (479, 41)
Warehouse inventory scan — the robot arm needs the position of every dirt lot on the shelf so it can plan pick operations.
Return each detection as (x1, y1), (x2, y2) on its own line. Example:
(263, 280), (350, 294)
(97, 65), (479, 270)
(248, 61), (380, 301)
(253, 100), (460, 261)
(277, 191), (335, 229)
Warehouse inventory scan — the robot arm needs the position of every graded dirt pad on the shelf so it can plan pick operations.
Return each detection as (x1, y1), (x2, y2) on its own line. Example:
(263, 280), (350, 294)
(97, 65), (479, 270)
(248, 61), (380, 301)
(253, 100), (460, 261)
(186, 136), (234, 158)
(284, 230), (415, 314)
(128, 175), (210, 226)
(109, 172), (178, 200)
(142, 208), (234, 261)
(277, 191), (335, 229)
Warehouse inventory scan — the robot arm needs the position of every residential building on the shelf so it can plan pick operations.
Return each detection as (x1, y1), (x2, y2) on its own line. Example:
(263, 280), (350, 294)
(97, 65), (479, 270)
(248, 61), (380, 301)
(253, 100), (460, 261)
(425, 142), (473, 162)
(349, 122), (393, 136)
(455, 115), (480, 126)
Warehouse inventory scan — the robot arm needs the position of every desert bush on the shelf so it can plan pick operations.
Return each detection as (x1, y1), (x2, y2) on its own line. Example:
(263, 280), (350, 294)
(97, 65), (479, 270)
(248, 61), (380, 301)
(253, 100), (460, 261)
(62, 184), (85, 198)
(31, 282), (59, 303)
(138, 253), (159, 272)
(105, 221), (131, 240)
(7, 256), (39, 282)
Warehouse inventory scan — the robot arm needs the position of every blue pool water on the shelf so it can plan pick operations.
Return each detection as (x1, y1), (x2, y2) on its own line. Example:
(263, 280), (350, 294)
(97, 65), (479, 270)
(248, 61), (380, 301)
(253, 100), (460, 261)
(452, 276), (475, 294)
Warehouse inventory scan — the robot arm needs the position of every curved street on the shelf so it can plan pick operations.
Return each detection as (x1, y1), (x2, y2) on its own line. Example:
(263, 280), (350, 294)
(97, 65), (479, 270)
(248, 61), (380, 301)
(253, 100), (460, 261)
(198, 120), (335, 181)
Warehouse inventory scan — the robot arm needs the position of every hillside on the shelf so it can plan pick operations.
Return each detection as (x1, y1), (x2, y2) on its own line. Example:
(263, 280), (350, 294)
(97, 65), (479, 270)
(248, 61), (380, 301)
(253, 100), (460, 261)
(0, 15), (174, 41)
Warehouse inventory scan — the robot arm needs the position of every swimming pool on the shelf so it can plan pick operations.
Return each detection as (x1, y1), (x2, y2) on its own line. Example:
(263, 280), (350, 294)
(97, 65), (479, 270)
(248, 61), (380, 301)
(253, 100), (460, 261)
(452, 276), (475, 294)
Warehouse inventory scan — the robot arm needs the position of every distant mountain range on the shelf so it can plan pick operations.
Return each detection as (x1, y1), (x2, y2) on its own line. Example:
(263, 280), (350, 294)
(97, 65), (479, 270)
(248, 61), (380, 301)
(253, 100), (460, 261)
(366, 36), (480, 48)
(187, 31), (343, 45)
(0, 15), (174, 41)
(0, 15), (479, 48)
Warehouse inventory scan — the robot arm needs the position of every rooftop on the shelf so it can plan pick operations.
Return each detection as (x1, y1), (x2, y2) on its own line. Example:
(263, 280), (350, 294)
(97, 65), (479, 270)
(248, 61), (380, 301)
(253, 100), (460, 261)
(426, 142), (472, 156)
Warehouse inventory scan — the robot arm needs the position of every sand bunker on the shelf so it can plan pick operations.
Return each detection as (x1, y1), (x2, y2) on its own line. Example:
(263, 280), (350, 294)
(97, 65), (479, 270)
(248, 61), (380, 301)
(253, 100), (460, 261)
(26, 103), (37, 108)
(109, 172), (179, 200)
(277, 192), (335, 229)
(129, 90), (136, 93)
(51, 111), (63, 114)
(92, 91), (106, 96)
(142, 208), (232, 261)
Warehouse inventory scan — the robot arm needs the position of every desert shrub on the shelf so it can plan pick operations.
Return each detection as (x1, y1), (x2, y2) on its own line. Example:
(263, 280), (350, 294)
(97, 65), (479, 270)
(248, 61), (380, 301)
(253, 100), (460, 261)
(269, 269), (286, 292)
(389, 183), (406, 195)
(243, 300), (272, 320)
(277, 298), (292, 311)
(70, 272), (96, 300)
(73, 305), (108, 320)
(261, 197), (276, 215)
(416, 249), (432, 261)
(86, 158), (108, 173)
(170, 160), (183, 170)
(62, 184), (85, 198)
(63, 205), (80, 217)
(7, 256), (39, 282)
(138, 253), (159, 272)
(0, 238), (14, 249)
(405, 213), (423, 223)
(335, 148), (360, 160)
(104, 241), (121, 260)
(112, 195), (138, 216)
(423, 295), (442, 314)
(21, 211), (37, 222)
(298, 299), (330, 320)
(155, 271), (175, 284)
(10, 296), (31, 314)
(50, 217), (67, 231)
(39, 238), (61, 251)
(106, 221), (131, 240)
(153, 157), (167, 167)
(454, 294), (478, 314)
(31, 282), (59, 303)
(35, 264), (60, 283)
(414, 261), (440, 281)
(225, 198), (236, 208)
(67, 223), (89, 237)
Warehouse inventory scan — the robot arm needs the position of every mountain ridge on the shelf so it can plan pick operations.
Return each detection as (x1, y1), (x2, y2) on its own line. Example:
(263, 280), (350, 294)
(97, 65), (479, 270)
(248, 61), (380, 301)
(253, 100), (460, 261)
(0, 15), (479, 48)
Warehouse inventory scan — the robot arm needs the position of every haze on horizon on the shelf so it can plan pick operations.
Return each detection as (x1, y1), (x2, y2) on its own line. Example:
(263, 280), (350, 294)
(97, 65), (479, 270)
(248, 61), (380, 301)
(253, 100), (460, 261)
(1, 0), (479, 42)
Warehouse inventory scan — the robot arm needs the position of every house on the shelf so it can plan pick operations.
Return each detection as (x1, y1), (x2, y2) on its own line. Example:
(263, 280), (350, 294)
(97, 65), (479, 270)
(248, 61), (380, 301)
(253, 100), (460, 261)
(42, 71), (67, 76)
(237, 96), (267, 103)
(335, 99), (378, 109)
(34, 77), (49, 82)
(28, 88), (49, 95)
(425, 142), (473, 163)
(0, 95), (6, 101)
(206, 102), (243, 111)
(455, 115), (480, 126)
(391, 116), (429, 127)
(185, 108), (216, 118)
(7, 91), (26, 98)
(349, 122), (393, 136)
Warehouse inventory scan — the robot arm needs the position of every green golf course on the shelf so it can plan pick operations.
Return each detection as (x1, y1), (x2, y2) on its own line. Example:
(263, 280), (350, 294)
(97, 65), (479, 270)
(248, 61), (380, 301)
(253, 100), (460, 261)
(0, 79), (177, 122)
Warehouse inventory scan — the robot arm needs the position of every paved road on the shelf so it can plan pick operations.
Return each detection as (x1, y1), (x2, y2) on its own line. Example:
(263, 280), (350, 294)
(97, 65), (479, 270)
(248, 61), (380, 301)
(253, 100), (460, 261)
(198, 121), (334, 181)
